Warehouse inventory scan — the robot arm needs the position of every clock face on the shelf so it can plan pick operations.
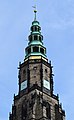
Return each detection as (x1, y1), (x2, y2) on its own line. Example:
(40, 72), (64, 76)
(43, 79), (50, 90)
(21, 80), (27, 91)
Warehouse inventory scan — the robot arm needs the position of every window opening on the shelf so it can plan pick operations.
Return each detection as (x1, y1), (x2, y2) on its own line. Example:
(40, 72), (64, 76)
(46, 104), (51, 119)
(38, 27), (41, 31)
(33, 47), (39, 52)
(31, 26), (33, 32)
(29, 36), (32, 42)
(35, 26), (37, 31)
(45, 69), (47, 73)
(40, 48), (44, 54)
(28, 48), (31, 54)
(22, 105), (27, 120)
(34, 35), (38, 40)
(39, 36), (41, 41)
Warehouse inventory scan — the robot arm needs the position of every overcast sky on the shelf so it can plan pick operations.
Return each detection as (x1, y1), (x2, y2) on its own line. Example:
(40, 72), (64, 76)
(0, 0), (74, 120)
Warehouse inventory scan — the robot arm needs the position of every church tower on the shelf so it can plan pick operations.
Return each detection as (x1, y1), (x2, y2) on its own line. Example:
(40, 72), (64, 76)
(9, 8), (66, 120)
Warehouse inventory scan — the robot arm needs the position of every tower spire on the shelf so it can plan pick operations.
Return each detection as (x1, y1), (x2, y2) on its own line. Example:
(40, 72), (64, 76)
(34, 6), (37, 21)
(33, 0), (37, 21)
(33, 5), (37, 21)
(25, 6), (47, 60)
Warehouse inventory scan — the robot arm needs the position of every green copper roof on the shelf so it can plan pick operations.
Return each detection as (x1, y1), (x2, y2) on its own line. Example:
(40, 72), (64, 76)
(28, 40), (43, 46)
(32, 20), (40, 26)
(31, 31), (41, 34)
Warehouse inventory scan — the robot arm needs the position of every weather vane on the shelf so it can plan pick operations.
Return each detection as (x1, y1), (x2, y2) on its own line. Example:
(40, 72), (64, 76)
(32, 0), (37, 21)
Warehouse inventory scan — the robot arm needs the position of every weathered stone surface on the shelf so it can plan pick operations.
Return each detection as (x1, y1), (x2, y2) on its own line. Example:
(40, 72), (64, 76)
(9, 59), (65, 120)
